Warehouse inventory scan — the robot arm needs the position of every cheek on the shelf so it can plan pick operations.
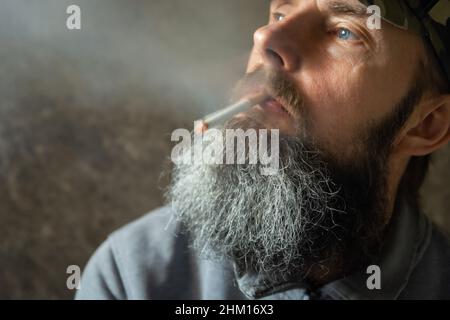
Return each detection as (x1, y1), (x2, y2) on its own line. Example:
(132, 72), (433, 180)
(299, 63), (370, 156)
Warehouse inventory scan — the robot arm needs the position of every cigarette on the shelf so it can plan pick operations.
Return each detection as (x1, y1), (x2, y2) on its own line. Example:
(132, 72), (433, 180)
(196, 91), (268, 132)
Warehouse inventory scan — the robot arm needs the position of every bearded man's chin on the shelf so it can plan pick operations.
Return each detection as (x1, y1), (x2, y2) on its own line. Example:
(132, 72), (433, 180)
(167, 127), (386, 285)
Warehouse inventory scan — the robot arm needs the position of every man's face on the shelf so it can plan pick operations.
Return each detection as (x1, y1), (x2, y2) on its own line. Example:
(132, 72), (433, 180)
(168, 0), (427, 286)
(243, 0), (422, 160)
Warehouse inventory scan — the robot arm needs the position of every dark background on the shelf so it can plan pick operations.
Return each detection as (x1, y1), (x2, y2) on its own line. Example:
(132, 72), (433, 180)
(0, 0), (448, 299)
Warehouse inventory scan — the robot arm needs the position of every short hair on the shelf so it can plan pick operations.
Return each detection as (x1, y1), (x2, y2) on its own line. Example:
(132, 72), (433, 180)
(422, 36), (450, 95)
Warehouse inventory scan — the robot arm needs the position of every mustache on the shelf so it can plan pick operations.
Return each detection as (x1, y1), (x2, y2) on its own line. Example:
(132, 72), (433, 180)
(231, 66), (305, 118)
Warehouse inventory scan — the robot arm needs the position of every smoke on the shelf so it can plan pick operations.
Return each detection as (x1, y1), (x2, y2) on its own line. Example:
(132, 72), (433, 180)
(0, 0), (269, 298)
(0, 0), (267, 116)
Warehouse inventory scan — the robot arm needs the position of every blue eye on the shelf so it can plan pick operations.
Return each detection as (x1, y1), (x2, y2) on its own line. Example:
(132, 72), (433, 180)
(336, 28), (359, 41)
(273, 12), (285, 22)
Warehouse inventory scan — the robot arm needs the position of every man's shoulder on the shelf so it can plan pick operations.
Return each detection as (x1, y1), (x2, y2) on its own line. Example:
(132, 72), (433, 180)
(401, 223), (450, 299)
(106, 206), (191, 280)
(427, 225), (450, 262)
(76, 206), (195, 299)
(109, 206), (180, 253)
(425, 224), (450, 266)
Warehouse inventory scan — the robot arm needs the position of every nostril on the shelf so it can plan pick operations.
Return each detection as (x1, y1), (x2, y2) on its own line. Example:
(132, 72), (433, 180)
(265, 48), (284, 68)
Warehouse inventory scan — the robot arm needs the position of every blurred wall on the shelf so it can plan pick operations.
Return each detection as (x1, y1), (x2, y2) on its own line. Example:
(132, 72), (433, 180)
(0, 0), (448, 299)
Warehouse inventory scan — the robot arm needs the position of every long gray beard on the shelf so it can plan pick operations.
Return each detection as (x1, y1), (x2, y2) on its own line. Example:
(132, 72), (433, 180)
(165, 130), (377, 285)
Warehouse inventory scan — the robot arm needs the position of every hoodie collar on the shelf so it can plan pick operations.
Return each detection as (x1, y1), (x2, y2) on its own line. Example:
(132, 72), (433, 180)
(234, 196), (432, 300)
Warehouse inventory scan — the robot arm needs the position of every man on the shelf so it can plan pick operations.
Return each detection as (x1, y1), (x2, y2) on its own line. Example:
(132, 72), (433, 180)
(76, 0), (450, 300)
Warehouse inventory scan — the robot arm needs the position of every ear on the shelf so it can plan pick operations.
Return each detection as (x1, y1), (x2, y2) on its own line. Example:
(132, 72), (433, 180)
(395, 94), (450, 156)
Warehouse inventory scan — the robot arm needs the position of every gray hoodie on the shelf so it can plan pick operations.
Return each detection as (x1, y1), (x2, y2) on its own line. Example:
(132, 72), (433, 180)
(75, 199), (450, 300)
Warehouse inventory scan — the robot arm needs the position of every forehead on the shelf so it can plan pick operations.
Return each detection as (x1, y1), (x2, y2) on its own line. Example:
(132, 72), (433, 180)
(270, 0), (369, 13)
(270, 0), (413, 27)
(268, 0), (387, 28)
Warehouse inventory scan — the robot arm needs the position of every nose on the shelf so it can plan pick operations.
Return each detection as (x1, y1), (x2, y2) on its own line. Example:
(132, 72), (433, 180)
(253, 22), (301, 72)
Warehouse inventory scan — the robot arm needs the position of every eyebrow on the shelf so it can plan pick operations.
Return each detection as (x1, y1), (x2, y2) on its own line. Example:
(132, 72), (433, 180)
(326, 1), (371, 19)
(269, 0), (371, 20)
